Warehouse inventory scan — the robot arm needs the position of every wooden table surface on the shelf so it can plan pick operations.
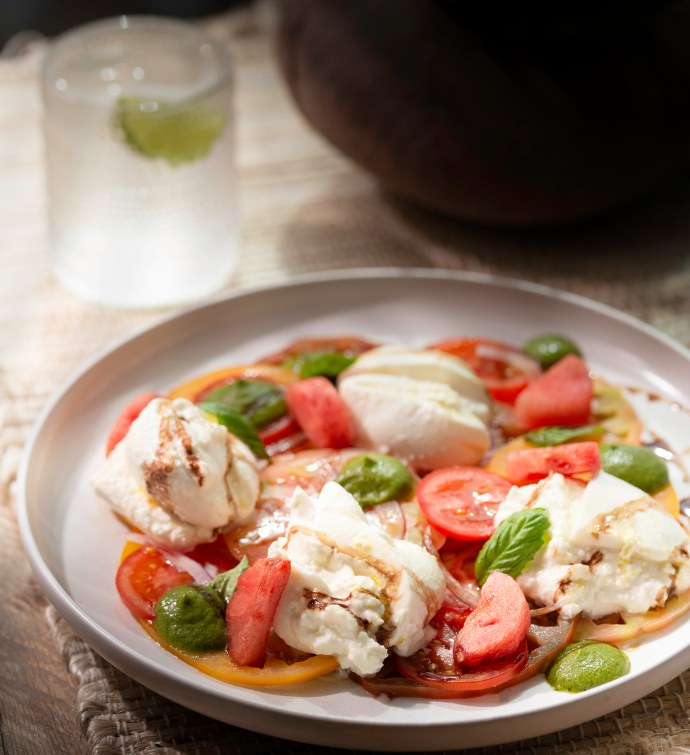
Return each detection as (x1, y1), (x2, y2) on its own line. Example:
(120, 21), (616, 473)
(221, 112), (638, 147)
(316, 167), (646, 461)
(4, 7), (690, 755)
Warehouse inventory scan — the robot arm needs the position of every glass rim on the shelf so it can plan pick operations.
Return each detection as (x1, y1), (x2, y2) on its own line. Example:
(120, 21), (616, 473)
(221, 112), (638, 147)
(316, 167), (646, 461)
(42, 15), (233, 104)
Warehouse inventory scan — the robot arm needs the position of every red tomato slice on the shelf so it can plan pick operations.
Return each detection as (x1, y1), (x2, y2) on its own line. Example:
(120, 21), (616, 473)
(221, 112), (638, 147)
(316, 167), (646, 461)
(258, 412), (300, 445)
(417, 467), (513, 541)
(285, 377), (355, 449)
(390, 599), (528, 696)
(226, 557), (291, 667)
(394, 640), (529, 695)
(361, 616), (575, 699)
(506, 441), (601, 485)
(115, 544), (194, 620)
(455, 571), (531, 668)
(259, 336), (377, 365)
(105, 392), (160, 456)
(184, 535), (239, 574)
(514, 354), (592, 430)
(428, 338), (541, 405)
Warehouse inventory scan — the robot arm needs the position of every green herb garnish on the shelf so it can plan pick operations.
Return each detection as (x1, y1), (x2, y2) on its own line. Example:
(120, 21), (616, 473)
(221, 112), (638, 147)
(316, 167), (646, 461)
(209, 556), (250, 604)
(198, 401), (268, 459)
(525, 425), (604, 447)
(202, 379), (287, 430)
(283, 351), (356, 380)
(474, 508), (550, 586)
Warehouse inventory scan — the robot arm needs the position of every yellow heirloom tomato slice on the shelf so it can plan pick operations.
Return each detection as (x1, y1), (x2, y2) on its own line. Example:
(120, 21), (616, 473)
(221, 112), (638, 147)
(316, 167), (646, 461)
(168, 364), (298, 403)
(574, 590), (690, 645)
(140, 620), (339, 686)
(591, 378), (643, 445)
(654, 483), (680, 519)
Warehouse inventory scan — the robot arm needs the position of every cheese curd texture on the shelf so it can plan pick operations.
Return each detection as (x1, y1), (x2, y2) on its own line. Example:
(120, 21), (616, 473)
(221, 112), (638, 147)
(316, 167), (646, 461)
(495, 471), (690, 619)
(338, 345), (491, 470)
(92, 397), (260, 549)
(267, 482), (445, 676)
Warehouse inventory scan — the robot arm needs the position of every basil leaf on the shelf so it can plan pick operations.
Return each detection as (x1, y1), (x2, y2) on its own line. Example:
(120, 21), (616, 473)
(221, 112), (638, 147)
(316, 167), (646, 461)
(209, 556), (249, 604)
(475, 508), (550, 586)
(198, 401), (268, 459)
(202, 379), (286, 429)
(525, 425), (604, 447)
(283, 351), (355, 380)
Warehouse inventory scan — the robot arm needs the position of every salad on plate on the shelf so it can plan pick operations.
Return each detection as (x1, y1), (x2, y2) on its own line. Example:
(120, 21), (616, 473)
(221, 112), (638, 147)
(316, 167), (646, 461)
(91, 333), (690, 698)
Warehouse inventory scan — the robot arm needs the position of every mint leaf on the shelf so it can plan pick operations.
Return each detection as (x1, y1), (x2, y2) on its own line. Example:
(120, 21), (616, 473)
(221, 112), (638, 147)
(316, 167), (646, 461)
(525, 425), (604, 447)
(198, 401), (268, 459)
(209, 556), (249, 604)
(475, 508), (550, 586)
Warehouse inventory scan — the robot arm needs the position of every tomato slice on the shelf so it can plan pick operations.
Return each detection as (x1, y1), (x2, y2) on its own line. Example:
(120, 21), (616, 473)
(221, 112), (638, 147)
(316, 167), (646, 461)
(226, 557), (291, 667)
(394, 640), (529, 695)
(258, 412), (300, 445)
(360, 616), (576, 699)
(105, 392), (160, 456)
(285, 377), (355, 449)
(417, 467), (513, 541)
(428, 338), (541, 405)
(505, 441), (601, 485)
(259, 336), (376, 366)
(574, 589), (690, 644)
(184, 535), (239, 574)
(388, 600), (528, 697)
(116, 544), (194, 620)
(167, 364), (298, 403)
(140, 619), (339, 686)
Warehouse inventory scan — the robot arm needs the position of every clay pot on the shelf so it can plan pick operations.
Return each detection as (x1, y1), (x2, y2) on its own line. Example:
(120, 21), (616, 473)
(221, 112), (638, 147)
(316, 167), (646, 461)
(275, 0), (690, 225)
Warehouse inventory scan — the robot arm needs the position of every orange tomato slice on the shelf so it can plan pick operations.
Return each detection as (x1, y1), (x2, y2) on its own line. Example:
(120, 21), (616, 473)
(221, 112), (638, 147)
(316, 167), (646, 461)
(168, 364), (298, 403)
(139, 620), (339, 686)
(592, 378), (643, 445)
(574, 590), (690, 645)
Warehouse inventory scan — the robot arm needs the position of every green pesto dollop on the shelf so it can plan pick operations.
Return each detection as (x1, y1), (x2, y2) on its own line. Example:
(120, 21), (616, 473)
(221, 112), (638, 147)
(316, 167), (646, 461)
(335, 453), (414, 508)
(153, 584), (226, 652)
(547, 640), (630, 693)
(522, 334), (582, 369)
(600, 443), (669, 494)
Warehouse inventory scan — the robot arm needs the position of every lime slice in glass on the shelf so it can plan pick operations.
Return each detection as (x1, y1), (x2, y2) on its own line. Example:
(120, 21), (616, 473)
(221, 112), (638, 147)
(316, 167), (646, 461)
(115, 97), (227, 165)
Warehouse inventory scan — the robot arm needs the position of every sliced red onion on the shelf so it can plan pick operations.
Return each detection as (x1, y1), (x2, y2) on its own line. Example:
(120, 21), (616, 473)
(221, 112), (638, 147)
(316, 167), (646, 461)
(440, 563), (480, 608)
(157, 545), (214, 585)
(117, 533), (216, 583)
(365, 500), (406, 539)
(530, 602), (564, 618)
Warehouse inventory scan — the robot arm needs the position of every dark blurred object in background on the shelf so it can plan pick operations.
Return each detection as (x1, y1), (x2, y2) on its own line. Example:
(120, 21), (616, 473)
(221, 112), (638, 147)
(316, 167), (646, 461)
(0, 0), (242, 47)
(276, 0), (690, 226)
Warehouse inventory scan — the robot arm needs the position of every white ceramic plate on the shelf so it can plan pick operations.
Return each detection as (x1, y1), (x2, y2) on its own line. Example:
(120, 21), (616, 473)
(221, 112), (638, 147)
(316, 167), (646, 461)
(17, 269), (690, 752)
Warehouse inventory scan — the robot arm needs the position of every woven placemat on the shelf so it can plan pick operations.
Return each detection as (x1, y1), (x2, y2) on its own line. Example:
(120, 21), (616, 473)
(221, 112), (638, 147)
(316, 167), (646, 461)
(46, 604), (690, 755)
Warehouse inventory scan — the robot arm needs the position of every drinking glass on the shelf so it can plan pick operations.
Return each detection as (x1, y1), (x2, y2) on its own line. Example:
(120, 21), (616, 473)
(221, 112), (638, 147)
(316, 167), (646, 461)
(43, 16), (237, 309)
